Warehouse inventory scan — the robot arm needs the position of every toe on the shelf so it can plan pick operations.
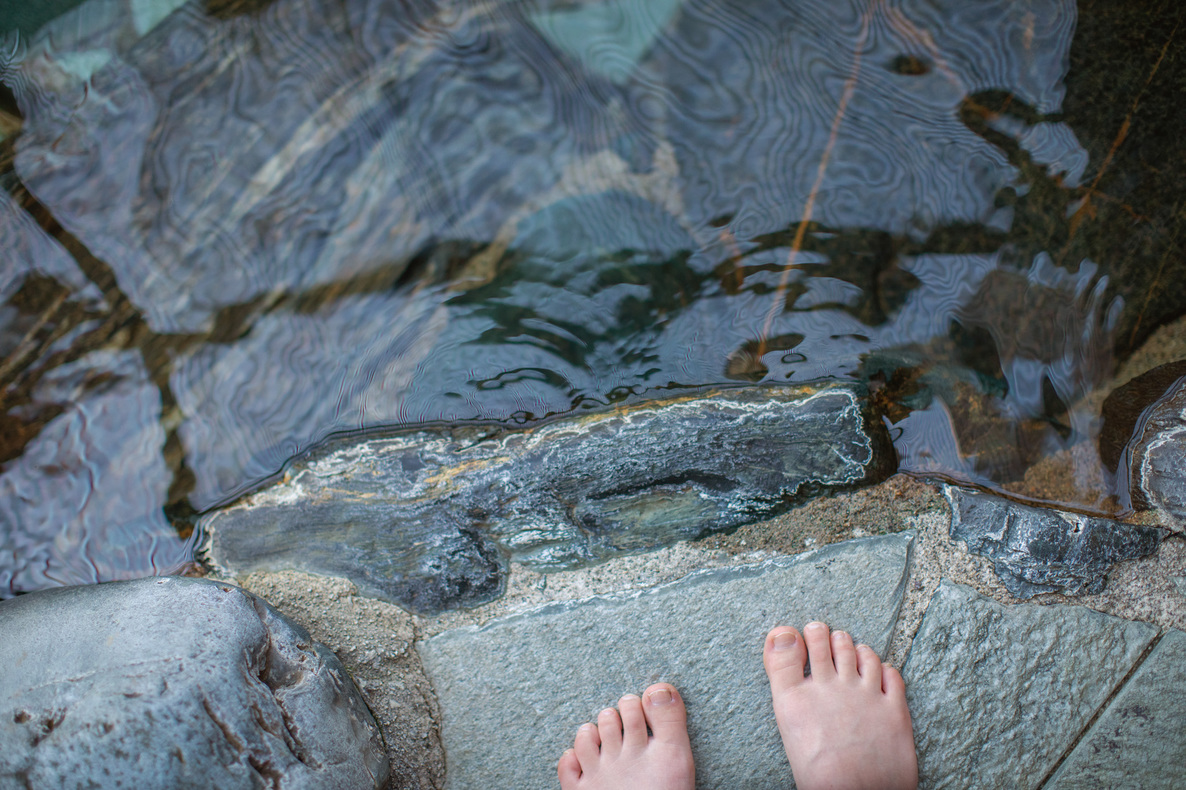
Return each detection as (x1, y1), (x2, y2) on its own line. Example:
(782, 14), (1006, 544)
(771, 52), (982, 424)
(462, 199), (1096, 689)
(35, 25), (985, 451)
(830, 630), (858, 679)
(764, 626), (808, 694)
(558, 748), (581, 788)
(803, 621), (835, 679)
(597, 707), (623, 756)
(882, 662), (907, 699)
(642, 683), (689, 747)
(618, 694), (647, 750)
(574, 722), (600, 768)
(856, 644), (883, 687)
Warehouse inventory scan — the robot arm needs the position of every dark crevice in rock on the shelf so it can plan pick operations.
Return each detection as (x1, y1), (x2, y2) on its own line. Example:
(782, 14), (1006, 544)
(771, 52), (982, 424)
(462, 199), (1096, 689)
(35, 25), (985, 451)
(199, 696), (245, 755)
(247, 595), (318, 770)
(246, 754), (283, 790)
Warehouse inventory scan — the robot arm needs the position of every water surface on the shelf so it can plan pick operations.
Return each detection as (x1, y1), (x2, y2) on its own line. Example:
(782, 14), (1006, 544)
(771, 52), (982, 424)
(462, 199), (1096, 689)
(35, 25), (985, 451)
(1, 0), (1184, 594)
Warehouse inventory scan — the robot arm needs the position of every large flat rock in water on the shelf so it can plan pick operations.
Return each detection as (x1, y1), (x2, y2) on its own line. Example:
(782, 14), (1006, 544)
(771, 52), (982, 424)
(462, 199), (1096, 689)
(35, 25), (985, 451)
(418, 533), (912, 789)
(904, 582), (1158, 790)
(202, 384), (889, 614)
(0, 577), (388, 790)
(1047, 628), (1186, 789)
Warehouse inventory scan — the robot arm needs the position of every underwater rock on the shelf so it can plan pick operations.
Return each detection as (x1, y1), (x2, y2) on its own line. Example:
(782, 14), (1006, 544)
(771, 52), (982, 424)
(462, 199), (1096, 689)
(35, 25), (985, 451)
(946, 486), (1165, 598)
(1128, 375), (1186, 529)
(201, 384), (892, 614)
(0, 576), (388, 790)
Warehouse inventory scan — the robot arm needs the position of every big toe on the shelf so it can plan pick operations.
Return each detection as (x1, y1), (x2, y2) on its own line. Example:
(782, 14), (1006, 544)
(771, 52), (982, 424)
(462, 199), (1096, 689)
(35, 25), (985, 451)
(642, 683), (690, 746)
(764, 626), (808, 694)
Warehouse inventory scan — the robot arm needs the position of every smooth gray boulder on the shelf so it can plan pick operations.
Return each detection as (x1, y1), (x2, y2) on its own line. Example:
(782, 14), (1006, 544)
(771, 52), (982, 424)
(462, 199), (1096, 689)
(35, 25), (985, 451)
(1046, 628), (1186, 789)
(1129, 376), (1186, 529)
(202, 384), (891, 615)
(0, 576), (388, 790)
(946, 486), (1165, 598)
(904, 582), (1157, 790)
(418, 533), (913, 789)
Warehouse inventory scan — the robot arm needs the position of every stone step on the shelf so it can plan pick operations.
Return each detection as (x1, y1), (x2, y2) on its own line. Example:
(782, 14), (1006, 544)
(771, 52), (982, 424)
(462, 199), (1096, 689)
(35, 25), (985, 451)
(904, 581), (1158, 789)
(418, 533), (913, 789)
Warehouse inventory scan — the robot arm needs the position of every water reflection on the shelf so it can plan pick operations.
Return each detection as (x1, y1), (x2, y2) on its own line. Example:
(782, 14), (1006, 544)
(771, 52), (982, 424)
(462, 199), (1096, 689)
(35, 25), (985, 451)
(1, 0), (1184, 594)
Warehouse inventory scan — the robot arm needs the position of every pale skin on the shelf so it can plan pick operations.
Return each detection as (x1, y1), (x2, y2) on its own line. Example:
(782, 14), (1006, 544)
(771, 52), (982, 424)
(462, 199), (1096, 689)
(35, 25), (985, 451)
(557, 621), (918, 790)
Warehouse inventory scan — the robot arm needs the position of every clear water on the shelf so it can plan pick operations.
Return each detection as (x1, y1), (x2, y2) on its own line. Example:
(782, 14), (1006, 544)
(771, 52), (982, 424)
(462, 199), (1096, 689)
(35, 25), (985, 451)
(1, 0), (1183, 594)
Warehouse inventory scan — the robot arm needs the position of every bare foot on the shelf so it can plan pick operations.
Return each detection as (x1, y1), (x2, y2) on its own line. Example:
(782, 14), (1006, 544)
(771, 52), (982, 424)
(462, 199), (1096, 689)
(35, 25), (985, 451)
(764, 622), (918, 790)
(557, 683), (695, 790)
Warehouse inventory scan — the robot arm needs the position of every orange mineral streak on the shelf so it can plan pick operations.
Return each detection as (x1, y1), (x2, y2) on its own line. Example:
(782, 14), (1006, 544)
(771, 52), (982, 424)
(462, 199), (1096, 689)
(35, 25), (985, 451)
(758, 0), (876, 353)
(1063, 23), (1178, 256)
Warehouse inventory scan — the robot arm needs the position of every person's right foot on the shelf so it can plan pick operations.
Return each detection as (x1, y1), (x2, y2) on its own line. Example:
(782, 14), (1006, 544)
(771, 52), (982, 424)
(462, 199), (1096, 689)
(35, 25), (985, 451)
(763, 622), (918, 790)
(557, 683), (695, 790)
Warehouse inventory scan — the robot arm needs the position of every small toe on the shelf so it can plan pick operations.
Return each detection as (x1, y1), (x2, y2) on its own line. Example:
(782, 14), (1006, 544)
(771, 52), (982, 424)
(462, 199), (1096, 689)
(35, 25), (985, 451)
(764, 626), (808, 694)
(574, 722), (600, 768)
(831, 630), (858, 679)
(803, 621), (835, 679)
(856, 644), (883, 686)
(618, 694), (647, 749)
(597, 707), (623, 756)
(642, 683), (690, 747)
(558, 748), (581, 788)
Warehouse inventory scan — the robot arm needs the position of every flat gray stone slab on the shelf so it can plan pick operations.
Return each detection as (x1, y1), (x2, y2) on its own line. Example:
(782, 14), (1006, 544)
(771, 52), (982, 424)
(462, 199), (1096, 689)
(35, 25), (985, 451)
(418, 534), (913, 789)
(1047, 628), (1186, 789)
(904, 582), (1158, 790)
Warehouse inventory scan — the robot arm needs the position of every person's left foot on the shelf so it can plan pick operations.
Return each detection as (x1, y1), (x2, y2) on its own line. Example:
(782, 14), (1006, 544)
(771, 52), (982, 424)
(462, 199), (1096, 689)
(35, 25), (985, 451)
(557, 683), (695, 790)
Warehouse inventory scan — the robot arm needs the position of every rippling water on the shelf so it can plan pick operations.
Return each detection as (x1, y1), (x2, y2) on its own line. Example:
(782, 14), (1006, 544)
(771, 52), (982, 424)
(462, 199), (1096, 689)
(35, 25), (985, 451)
(1, 0), (1184, 595)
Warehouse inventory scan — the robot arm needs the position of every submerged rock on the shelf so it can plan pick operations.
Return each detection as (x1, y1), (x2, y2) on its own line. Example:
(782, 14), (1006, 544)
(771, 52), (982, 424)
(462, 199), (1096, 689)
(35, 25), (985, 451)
(946, 486), (1165, 598)
(0, 576), (388, 790)
(201, 384), (892, 614)
(1127, 375), (1186, 529)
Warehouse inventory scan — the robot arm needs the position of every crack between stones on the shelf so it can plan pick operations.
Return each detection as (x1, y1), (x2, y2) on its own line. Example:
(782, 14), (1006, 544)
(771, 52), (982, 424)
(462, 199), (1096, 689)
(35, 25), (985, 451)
(883, 532), (916, 654)
(1034, 630), (1165, 789)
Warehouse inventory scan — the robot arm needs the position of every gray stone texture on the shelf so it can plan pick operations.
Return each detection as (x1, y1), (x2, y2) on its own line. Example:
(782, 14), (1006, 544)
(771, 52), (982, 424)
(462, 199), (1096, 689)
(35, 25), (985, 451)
(418, 533), (912, 790)
(0, 576), (388, 790)
(203, 384), (890, 614)
(904, 582), (1158, 790)
(946, 486), (1165, 598)
(1130, 377), (1186, 529)
(1047, 628), (1186, 789)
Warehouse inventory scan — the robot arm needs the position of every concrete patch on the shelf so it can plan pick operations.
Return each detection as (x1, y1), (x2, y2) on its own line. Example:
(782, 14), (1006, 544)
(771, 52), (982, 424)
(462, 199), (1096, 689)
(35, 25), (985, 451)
(418, 533), (912, 789)
(904, 582), (1157, 789)
(1046, 628), (1186, 789)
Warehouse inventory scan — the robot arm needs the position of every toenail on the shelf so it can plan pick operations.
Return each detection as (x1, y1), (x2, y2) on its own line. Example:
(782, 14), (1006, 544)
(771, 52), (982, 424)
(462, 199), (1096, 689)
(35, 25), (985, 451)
(599, 708), (615, 718)
(773, 631), (797, 651)
(833, 630), (848, 640)
(805, 621), (826, 632)
(647, 687), (674, 705)
(580, 723), (596, 732)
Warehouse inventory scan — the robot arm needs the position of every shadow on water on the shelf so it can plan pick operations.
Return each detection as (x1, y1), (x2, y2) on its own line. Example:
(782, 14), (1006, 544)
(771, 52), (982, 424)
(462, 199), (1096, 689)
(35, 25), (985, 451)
(0, 0), (1184, 595)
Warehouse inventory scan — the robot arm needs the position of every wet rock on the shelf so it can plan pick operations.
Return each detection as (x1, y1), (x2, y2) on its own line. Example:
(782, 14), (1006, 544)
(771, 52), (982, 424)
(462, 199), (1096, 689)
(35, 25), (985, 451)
(202, 384), (891, 614)
(1127, 375), (1186, 529)
(0, 576), (388, 790)
(1046, 628), (1186, 789)
(1098, 361), (1186, 476)
(419, 533), (913, 790)
(904, 581), (1157, 789)
(946, 486), (1165, 598)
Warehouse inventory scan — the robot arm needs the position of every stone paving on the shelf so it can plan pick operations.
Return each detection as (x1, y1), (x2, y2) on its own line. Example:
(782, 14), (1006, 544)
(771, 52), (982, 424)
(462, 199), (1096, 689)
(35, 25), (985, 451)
(418, 533), (1184, 790)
